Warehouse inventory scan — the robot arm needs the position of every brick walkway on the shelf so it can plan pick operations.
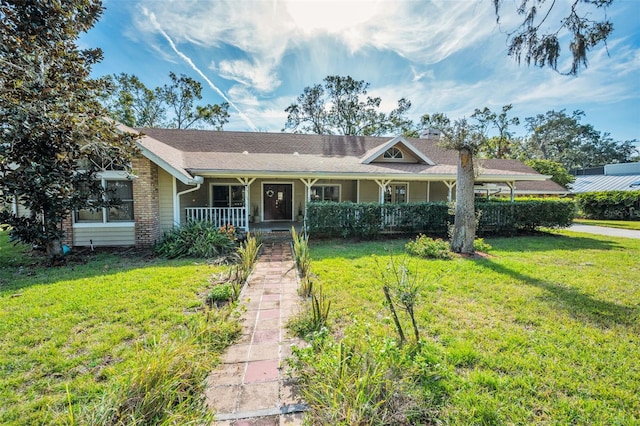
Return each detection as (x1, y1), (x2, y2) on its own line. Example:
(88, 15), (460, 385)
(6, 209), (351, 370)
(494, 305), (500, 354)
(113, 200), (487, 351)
(206, 241), (306, 425)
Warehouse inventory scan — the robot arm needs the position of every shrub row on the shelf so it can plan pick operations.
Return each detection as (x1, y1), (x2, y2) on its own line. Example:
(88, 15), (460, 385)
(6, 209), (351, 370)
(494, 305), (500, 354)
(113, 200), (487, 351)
(575, 190), (640, 220)
(306, 199), (575, 238)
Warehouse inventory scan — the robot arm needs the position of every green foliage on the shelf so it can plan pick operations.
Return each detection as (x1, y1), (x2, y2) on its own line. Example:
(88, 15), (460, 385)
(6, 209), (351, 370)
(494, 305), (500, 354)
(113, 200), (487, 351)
(283, 75), (414, 136)
(405, 235), (454, 260)
(0, 0), (139, 258)
(575, 191), (640, 220)
(103, 72), (230, 130)
(307, 200), (575, 238)
(0, 233), (240, 424)
(308, 236), (640, 424)
(232, 231), (262, 286)
(291, 226), (311, 278)
(155, 221), (237, 258)
(87, 340), (214, 425)
(207, 283), (233, 303)
(473, 238), (492, 253)
(493, 0), (613, 75)
(288, 328), (444, 424)
(526, 159), (575, 188)
(289, 284), (332, 338)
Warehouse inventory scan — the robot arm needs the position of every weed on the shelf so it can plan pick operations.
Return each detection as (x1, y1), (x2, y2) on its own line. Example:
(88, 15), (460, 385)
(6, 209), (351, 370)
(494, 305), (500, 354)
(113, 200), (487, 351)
(405, 234), (453, 259)
(291, 226), (311, 278)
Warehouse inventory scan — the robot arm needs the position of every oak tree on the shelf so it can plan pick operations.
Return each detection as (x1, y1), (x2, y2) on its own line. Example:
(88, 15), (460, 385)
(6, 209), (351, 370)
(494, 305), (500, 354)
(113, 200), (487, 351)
(493, 0), (614, 75)
(284, 75), (414, 136)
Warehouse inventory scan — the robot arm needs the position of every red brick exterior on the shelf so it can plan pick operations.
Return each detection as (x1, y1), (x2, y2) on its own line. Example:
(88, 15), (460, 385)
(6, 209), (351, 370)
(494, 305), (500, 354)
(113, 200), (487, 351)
(132, 156), (161, 248)
(61, 215), (73, 247)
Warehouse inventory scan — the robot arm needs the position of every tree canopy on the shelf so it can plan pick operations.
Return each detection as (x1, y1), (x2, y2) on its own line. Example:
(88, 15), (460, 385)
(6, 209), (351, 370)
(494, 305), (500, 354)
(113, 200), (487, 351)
(103, 72), (230, 130)
(515, 109), (637, 170)
(525, 159), (575, 188)
(0, 0), (139, 258)
(493, 0), (614, 75)
(284, 75), (414, 136)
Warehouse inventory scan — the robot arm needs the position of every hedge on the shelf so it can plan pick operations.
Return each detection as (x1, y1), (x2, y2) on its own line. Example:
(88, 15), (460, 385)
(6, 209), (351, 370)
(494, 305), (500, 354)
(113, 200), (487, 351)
(575, 191), (640, 220)
(306, 199), (576, 238)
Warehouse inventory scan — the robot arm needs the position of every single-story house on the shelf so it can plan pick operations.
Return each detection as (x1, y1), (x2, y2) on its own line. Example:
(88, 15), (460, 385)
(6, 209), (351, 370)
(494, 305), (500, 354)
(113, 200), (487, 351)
(56, 125), (565, 248)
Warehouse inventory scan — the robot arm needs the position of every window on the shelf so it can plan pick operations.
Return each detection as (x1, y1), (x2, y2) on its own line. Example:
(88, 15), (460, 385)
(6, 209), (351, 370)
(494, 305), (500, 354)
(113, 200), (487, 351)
(384, 183), (407, 203)
(310, 185), (340, 202)
(212, 185), (245, 207)
(383, 147), (403, 159)
(75, 179), (134, 223)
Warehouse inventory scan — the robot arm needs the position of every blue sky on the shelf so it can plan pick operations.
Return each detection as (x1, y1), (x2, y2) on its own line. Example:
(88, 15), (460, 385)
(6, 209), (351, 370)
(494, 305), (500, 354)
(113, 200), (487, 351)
(80, 0), (640, 144)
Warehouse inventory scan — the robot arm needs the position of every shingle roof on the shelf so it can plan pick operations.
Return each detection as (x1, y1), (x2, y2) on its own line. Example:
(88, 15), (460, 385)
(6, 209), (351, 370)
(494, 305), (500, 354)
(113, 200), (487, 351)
(133, 128), (547, 182)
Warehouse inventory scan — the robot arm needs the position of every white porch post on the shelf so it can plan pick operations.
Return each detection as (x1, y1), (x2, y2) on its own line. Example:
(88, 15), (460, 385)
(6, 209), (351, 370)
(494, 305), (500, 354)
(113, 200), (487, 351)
(300, 178), (319, 203)
(444, 181), (456, 202)
(237, 177), (256, 230)
(427, 181), (431, 202)
(506, 181), (515, 202)
(374, 179), (392, 204)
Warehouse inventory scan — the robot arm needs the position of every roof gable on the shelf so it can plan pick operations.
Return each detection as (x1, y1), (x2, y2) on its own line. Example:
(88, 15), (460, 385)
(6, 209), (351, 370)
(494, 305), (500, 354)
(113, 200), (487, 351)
(361, 136), (436, 165)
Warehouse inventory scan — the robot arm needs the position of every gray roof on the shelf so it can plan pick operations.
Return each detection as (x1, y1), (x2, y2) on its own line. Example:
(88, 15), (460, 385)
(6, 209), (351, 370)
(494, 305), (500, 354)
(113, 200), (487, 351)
(128, 127), (558, 187)
(570, 175), (640, 193)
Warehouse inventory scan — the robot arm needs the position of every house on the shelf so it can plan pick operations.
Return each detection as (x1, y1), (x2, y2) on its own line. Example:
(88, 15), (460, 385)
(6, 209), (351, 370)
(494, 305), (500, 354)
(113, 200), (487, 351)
(570, 162), (640, 193)
(61, 125), (563, 248)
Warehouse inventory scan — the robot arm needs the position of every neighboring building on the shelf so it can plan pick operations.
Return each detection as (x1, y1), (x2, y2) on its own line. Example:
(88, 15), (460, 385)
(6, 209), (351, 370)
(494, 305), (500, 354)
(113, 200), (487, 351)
(58, 125), (561, 248)
(570, 162), (640, 194)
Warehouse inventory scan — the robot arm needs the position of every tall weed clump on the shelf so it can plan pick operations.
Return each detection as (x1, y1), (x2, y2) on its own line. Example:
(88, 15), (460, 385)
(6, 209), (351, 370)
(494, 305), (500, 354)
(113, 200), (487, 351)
(291, 226), (311, 278)
(155, 221), (237, 258)
(288, 328), (445, 425)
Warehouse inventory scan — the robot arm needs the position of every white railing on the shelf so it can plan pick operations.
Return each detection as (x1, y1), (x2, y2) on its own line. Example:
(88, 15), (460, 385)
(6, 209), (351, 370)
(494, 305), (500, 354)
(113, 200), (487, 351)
(185, 207), (248, 230)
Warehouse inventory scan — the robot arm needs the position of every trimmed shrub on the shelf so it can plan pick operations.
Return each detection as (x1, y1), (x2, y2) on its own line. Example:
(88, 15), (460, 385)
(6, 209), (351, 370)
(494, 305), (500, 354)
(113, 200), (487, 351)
(155, 221), (237, 258)
(307, 199), (575, 238)
(405, 235), (453, 259)
(575, 191), (640, 220)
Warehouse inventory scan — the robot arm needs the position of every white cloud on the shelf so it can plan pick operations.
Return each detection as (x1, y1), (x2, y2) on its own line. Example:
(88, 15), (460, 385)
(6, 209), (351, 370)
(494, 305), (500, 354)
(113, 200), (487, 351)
(218, 59), (281, 93)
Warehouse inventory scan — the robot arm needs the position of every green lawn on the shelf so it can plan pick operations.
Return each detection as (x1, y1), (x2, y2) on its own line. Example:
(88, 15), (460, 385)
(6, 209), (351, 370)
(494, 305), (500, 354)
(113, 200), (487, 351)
(574, 218), (640, 230)
(0, 232), (239, 424)
(305, 230), (640, 424)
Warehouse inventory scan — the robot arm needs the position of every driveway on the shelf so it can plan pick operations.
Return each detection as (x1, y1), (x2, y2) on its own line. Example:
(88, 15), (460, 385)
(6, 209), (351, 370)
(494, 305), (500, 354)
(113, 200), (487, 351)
(568, 224), (640, 239)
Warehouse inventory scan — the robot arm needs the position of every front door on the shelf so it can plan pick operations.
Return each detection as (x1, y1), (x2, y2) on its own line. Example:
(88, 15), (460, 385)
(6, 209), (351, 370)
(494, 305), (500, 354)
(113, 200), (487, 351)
(263, 184), (292, 221)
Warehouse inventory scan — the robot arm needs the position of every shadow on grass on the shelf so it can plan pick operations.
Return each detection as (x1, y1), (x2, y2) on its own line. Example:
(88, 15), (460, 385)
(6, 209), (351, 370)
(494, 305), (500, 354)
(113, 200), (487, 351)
(475, 258), (638, 330)
(487, 232), (624, 253)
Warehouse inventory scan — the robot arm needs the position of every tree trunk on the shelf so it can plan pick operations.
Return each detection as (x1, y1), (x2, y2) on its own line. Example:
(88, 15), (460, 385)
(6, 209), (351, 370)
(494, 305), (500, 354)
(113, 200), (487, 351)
(451, 147), (476, 254)
(45, 238), (63, 260)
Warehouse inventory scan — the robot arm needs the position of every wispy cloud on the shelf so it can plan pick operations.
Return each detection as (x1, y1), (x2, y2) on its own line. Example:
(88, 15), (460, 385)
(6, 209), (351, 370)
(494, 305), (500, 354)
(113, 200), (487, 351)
(141, 7), (258, 131)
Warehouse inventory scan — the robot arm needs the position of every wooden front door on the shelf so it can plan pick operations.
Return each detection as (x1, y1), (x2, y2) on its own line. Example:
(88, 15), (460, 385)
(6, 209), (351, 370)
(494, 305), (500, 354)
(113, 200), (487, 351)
(263, 184), (292, 221)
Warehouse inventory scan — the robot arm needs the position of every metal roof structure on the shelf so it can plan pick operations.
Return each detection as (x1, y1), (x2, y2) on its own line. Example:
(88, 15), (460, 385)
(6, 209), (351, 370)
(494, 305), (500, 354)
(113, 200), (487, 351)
(570, 175), (640, 193)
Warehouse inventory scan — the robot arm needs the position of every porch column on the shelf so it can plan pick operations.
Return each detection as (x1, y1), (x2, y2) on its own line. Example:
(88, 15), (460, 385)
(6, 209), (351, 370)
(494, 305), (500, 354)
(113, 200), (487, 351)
(300, 178), (319, 202)
(444, 181), (456, 202)
(374, 179), (392, 204)
(505, 181), (515, 202)
(237, 177), (256, 231)
(427, 181), (431, 202)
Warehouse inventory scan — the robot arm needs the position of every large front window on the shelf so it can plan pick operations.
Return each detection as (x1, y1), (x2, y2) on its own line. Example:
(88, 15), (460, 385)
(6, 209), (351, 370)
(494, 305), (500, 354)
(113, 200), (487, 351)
(75, 179), (134, 223)
(212, 185), (245, 207)
(310, 185), (340, 202)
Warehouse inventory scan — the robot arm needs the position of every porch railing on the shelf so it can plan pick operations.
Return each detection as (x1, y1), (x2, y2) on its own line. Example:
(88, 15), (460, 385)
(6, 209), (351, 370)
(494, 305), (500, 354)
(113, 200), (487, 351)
(185, 207), (248, 230)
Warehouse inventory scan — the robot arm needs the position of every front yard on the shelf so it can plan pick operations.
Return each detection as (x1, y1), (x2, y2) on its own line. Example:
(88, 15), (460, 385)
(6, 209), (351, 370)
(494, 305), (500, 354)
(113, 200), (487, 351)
(296, 230), (639, 424)
(0, 232), (240, 424)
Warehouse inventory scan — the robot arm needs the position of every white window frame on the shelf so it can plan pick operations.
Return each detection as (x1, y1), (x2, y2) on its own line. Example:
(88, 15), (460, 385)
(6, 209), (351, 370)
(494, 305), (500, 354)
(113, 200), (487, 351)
(310, 184), (342, 202)
(73, 171), (134, 227)
(209, 183), (246, 208)
(384, 182), (409, 204)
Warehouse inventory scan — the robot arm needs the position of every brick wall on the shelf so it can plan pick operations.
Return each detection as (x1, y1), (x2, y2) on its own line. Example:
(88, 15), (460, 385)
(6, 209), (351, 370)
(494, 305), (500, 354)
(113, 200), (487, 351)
(132, 156), (161, 248)
(61, 215), (73, 247)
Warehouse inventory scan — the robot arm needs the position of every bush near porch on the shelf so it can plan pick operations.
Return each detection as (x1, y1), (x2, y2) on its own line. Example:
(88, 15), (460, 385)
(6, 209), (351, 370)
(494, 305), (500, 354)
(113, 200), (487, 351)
(306, 199), (576, 238)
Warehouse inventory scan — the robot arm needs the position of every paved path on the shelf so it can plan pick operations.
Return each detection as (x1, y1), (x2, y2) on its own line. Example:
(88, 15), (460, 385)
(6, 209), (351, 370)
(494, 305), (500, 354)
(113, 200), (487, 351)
(568, 224), (640, 239)
(206, 241), (306, 425)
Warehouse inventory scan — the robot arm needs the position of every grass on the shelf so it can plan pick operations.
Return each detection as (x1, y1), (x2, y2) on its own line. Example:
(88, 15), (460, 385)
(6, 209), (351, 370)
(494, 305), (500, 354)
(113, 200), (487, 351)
(0, 231), (240, 424)
(574, 218), (640, 230)
(302, 230), (640, 424)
